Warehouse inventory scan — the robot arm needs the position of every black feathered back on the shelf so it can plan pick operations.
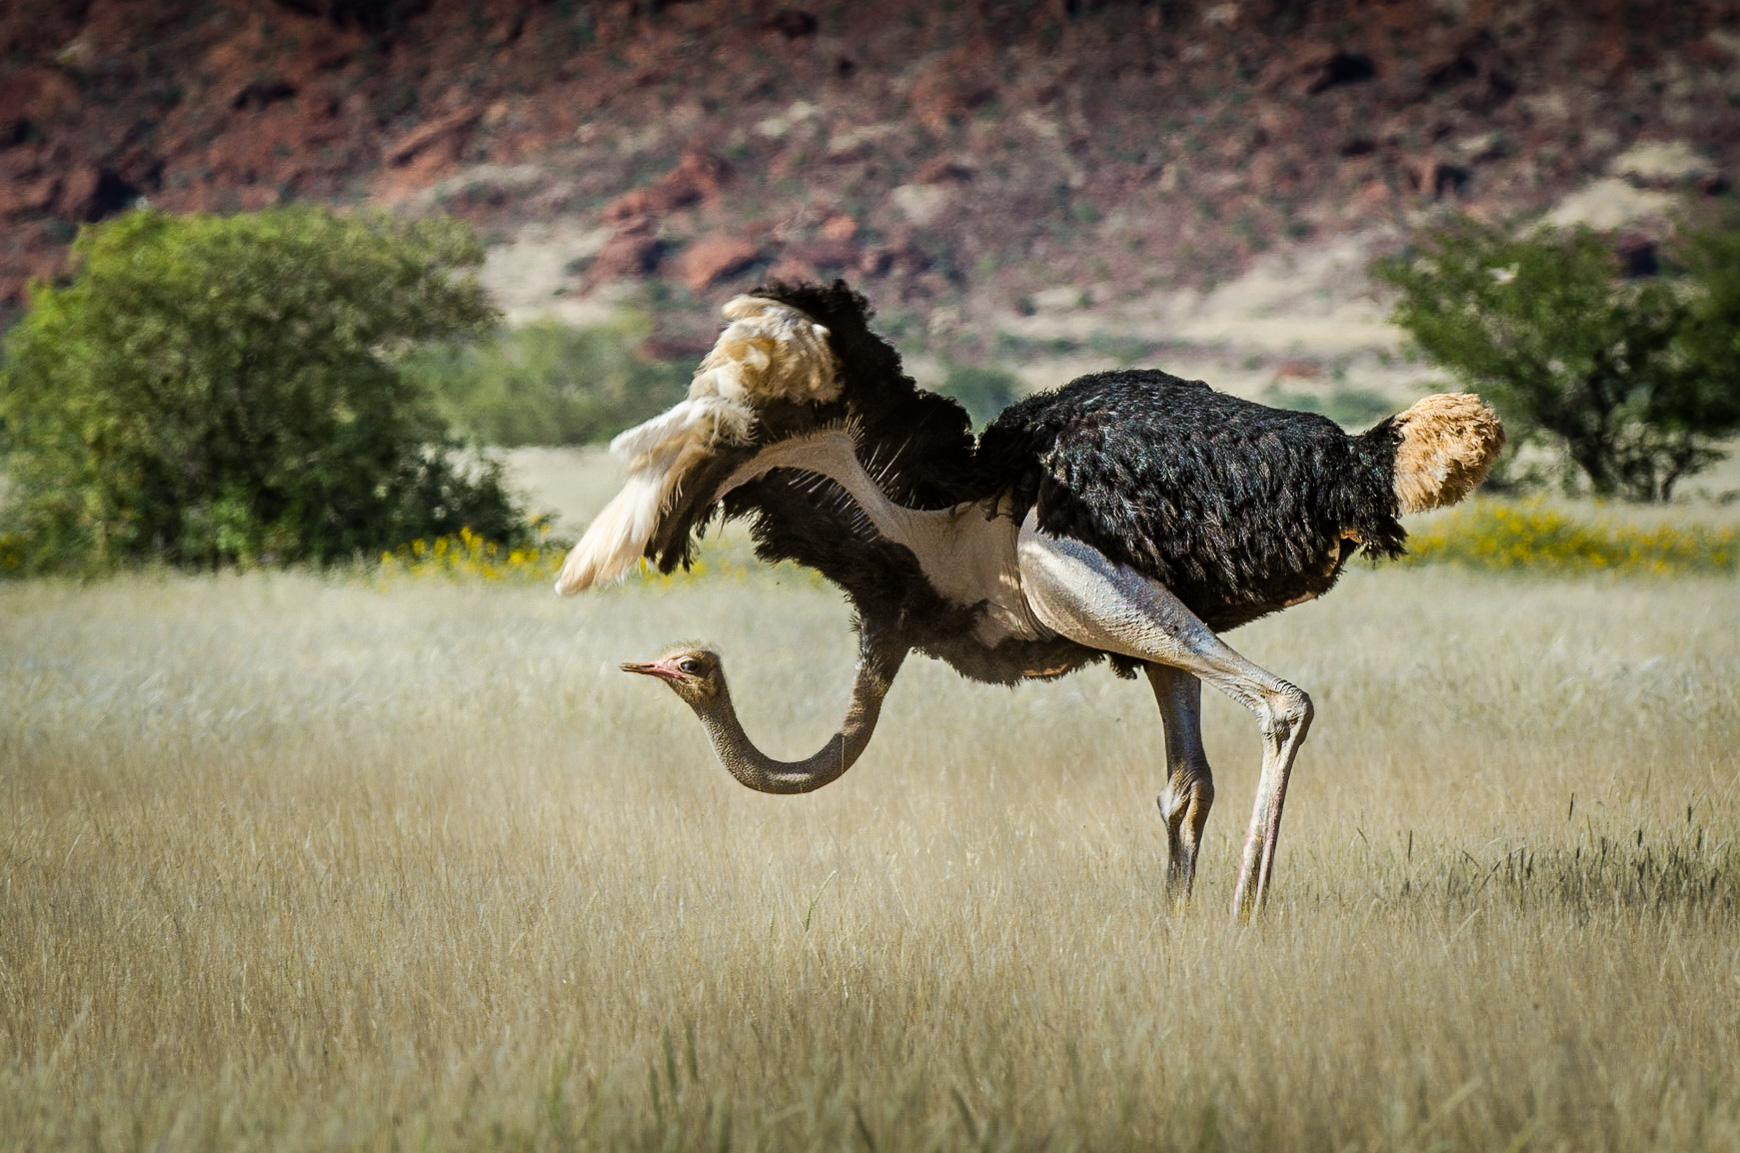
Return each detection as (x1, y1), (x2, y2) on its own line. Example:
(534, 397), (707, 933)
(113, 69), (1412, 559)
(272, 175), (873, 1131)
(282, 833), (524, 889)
(977, 370), (1408, 631)
(748, 281), (980, 507)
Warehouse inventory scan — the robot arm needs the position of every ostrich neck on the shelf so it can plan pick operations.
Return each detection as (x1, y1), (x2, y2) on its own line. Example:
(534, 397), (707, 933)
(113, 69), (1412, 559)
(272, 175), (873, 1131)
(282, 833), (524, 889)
(714, 428), (940, 551)
(712, 429), (1046, 644)
(688, 639), (907, 795)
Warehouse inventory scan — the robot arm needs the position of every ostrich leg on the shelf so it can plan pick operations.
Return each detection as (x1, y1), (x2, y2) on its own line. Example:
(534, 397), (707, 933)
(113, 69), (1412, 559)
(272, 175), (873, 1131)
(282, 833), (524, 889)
(1146, 664), (1215, 902)
(1016, 519), (1313, 921)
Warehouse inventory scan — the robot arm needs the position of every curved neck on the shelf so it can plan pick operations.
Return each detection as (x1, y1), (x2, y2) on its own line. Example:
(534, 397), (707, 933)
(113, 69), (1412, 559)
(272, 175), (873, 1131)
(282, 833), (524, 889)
(715, 428), (934, 552)
(690, 634), (907, 795)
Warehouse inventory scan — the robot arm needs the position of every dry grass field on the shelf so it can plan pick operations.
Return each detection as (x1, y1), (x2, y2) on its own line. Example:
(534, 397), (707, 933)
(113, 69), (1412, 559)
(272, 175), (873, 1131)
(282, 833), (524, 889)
(3, 555), (1738, 1151)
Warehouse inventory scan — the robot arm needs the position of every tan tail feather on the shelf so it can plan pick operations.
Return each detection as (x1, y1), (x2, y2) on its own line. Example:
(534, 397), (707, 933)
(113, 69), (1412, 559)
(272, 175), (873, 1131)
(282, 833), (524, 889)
(554, 297), (840, 595)
(1392, 393), (1506, 514)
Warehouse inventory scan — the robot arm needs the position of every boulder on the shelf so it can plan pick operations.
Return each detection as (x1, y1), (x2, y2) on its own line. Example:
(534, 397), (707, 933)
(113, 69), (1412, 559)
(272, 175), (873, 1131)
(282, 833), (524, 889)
(818, 213), (858, 242)
(592, 218), (665, 281)
(915, 157), (975, 184)
(907, 45), (997, 131)
(55, 165), (100, 219)
(1610, 140), (1721, 189)
(675, 234), (763, 291)
(0, 175), (58, 219)
(384, 108), (480, 167)
(1261, 47), (1377, 98)
(601, 148), (728, 223)
(890, 183), (951, 226)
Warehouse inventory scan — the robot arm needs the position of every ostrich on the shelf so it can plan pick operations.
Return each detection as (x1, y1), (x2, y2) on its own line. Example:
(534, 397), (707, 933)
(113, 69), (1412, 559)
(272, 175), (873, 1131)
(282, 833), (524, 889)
(557, 282), (1503, 918)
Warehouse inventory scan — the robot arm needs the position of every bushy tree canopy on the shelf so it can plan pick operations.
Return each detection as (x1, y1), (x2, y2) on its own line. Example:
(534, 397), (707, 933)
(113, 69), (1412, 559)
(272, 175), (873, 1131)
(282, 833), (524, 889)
(1374, 216), (1740, 502)
(0, 208), (533, 571)
(401, 316), (690, 447)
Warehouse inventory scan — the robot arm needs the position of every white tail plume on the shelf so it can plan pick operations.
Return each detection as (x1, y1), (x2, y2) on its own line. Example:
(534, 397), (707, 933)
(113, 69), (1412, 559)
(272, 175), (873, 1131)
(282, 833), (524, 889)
(555, 297), (841, 595)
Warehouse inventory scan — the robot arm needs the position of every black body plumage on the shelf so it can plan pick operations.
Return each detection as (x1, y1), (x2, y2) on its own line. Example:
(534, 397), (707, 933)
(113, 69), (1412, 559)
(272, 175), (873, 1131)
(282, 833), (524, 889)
(979, 371), (1409, 631)
(649, 281), (1412, 682)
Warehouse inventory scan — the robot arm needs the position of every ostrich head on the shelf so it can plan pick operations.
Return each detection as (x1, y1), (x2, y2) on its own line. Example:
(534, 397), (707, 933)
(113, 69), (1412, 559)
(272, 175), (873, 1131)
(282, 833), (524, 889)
(618, 636), (907, 796)
(621, 646), (726, 707)
(1389, 393), (1506, 514)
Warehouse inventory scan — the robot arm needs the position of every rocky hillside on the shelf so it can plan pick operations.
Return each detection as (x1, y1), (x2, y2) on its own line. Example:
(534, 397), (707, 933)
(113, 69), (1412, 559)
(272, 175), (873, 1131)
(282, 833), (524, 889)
(5, 0), (1738, 382)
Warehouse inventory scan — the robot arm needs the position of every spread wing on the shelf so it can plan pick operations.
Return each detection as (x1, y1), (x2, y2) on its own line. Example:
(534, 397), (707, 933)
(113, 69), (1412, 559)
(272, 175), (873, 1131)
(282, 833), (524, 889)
(555, 281), (977, 595)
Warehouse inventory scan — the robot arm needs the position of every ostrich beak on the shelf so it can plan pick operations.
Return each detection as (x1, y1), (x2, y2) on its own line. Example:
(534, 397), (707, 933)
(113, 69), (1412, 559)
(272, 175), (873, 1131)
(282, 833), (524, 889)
(621, 659), (681, 682)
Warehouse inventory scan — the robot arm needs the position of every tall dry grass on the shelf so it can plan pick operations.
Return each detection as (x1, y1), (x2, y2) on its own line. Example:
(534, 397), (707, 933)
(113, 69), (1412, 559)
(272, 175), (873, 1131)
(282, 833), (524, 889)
(2, 564), (1738, 1151)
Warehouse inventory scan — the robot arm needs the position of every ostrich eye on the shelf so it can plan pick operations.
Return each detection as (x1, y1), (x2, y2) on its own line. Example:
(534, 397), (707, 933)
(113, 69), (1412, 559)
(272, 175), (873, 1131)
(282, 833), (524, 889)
(679, 659), (701, 674)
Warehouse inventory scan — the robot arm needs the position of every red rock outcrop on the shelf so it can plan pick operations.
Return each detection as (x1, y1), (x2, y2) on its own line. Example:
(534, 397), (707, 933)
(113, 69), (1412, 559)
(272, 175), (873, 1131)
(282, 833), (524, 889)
(675, 234), (764, 292)
(601, 149), (729, 225)
(0, 0), (1735, 320)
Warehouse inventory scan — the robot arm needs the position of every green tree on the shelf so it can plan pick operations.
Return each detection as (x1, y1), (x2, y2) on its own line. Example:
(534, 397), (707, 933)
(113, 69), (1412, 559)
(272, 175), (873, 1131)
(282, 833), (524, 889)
(0, 208), (532, 572)
(1374, 216), (1740, 501)
(401, 316), (690, 447)
(1669, 224), (1740, 460)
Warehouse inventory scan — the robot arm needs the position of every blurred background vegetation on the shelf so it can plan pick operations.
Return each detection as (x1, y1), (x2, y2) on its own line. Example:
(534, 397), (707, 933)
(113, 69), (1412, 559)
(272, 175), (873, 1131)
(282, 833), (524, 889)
(4, 201), (1740, 578)
(933, 363), (1020, 429)
(0, 208), (533, 573)
(1377, 215), (1740, 503)
(400, 317), (689, 449)
(1258, 382), (1396, 427)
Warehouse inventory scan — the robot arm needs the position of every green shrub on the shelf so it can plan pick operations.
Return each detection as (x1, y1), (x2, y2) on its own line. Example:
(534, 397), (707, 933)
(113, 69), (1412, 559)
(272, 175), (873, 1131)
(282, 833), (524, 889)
(1374, 216), (1740, 502)
(0, 207), (531, 573)
(401, 316), (690, 447)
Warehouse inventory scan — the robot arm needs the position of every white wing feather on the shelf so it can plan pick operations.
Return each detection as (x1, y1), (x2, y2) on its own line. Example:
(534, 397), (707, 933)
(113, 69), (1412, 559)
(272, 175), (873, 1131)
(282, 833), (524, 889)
(554, 297), (840, 595)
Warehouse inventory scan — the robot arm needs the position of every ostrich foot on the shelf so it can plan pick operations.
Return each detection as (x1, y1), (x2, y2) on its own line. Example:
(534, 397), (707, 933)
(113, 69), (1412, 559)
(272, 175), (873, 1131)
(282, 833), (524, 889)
(1159, 774), (1215, 902)
(1147, 663), (1215, 904)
